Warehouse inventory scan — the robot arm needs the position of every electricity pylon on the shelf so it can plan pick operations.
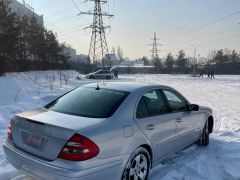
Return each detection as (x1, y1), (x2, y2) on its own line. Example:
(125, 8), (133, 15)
(149, 32), (161, 61)
(80, 0), (114, 65)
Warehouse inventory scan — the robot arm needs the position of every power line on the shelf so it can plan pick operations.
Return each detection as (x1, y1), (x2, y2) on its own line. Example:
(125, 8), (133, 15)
(45, 13), (78, 27)
(57, 25), (91, 38)
(57, 25), (88, 35)
(159, 10), (240, 52)
(71, 0), (91, 24)
(71, 0), (82, 13)
(164, 25), (239, 47)
(161, 33), (239, 53)
(38, 0), (59, 10)
(162, 0), (237, 38)
(182, 9), (240, 35)
(201, 34), (238, 46)
(58, 30), (90, 40)
(35, 0), (91, 26)
(165, 10), (240, 46)
(44, 6), (74, 18)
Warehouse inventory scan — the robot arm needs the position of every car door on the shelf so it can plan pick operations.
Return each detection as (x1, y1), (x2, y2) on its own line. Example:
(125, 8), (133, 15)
(162, 89), (200, 149)
(102, 71), (109, 79)
(95, 71), (103, 79)
(135, 89), (176, 161)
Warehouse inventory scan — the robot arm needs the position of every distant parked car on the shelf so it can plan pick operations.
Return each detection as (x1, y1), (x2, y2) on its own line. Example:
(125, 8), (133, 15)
(4, 82), (214, 180)
(85, 69), (114, 80)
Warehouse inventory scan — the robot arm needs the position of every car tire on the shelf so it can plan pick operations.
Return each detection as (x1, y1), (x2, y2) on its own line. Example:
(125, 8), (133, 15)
(89, 76), (94, 79)
(198, 122), (209, 146)
(122, 147), (151, 180)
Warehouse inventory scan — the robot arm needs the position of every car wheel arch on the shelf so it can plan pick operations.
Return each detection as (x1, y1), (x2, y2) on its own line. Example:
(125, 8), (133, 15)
(121, 145), (152, 180)
(141, 144), (153, 168)
(126, 140), (154, 164)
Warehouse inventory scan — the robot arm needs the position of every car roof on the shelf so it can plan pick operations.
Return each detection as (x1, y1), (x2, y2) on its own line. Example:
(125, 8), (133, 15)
(83, 82), (171, 92)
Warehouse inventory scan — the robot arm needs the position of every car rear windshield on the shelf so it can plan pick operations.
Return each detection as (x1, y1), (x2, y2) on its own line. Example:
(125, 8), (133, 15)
(45, 87), (129, 118)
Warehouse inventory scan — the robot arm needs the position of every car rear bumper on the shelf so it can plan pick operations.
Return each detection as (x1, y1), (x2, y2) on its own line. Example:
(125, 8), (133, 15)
(3, 140), (128, 180)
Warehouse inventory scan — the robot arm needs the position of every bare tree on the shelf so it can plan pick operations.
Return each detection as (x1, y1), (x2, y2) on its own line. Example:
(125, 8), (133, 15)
(37, 83), (40, 96)
(14, 89), (20, 102)
(34, 74), (39, 84)
(63, 74), (69, 86)
(207, 50), (217, 64)
(58, 71), (63, 85)
(111, 47), (116, 54)
(117, 46), (123, 61)
(45, 74), (49, 84)
(49, 76), (55, 91)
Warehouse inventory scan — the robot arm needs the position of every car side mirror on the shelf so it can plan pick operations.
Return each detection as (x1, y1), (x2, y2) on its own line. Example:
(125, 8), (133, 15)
(189, 104), (199, 111)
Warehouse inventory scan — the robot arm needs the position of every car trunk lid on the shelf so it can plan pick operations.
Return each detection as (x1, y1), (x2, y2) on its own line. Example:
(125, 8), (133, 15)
(11, 108), (106, 161)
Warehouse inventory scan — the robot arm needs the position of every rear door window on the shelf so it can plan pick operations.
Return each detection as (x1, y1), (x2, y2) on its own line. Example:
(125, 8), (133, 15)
(136, 90), (168, 119)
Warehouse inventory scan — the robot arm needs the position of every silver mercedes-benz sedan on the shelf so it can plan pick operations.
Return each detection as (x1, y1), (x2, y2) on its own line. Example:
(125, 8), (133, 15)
(3, 82), (214, 180)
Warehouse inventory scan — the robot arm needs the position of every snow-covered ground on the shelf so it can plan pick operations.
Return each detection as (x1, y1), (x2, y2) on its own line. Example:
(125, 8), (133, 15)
(0, 71), (240, 180)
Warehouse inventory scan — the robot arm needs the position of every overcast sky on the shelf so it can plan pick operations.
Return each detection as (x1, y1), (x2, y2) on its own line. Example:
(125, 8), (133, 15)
(19, 0), (240, 59)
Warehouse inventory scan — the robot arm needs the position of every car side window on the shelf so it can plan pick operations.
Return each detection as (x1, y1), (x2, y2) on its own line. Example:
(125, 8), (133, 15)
(136, 90), (168, 119)
(103, 71), (109, 74)
(163, 90), (188, 112)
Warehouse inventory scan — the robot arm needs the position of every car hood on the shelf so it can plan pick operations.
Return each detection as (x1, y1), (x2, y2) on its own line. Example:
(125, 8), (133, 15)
(16, 108), (107, 131)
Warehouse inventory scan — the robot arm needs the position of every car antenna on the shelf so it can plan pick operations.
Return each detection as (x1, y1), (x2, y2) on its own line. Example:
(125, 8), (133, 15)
(95, 84), (100, 90)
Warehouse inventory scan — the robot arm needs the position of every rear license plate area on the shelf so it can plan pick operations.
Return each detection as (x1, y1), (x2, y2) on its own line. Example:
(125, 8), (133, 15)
(22, 131), (44, 150)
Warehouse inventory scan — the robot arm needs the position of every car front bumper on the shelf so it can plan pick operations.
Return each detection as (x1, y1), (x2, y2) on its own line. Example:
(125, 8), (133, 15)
(3, 140), (128, 180)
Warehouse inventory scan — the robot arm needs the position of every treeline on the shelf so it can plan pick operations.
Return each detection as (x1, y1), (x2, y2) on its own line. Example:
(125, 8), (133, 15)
(0, 0), (70, 75)
(141, 49), (240, 75)
(204, 49), (240, 74)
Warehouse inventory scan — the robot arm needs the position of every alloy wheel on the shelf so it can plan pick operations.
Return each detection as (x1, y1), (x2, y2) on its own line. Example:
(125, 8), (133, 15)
(129, 154), (148, 180)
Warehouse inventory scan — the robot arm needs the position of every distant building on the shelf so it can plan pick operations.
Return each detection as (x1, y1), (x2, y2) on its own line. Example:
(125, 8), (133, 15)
(133, 60), (145, 67)
(9, 0), (44, 26)
(119, 59), (144, 67)
(76, 54), (90, 64)
(120, 60), (133, 67)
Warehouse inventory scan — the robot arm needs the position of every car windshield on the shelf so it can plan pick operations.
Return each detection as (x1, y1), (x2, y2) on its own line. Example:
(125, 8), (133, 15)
(45, 87), (129, 118)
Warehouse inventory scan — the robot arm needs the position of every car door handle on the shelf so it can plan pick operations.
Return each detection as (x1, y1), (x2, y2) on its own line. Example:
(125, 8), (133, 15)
(146, 124), (155, 130)
(176, 118), (182, 123)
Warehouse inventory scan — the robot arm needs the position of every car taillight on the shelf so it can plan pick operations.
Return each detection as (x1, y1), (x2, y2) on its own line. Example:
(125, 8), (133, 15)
(8, 121), (13, 140)
(58, 134), (99, 161)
